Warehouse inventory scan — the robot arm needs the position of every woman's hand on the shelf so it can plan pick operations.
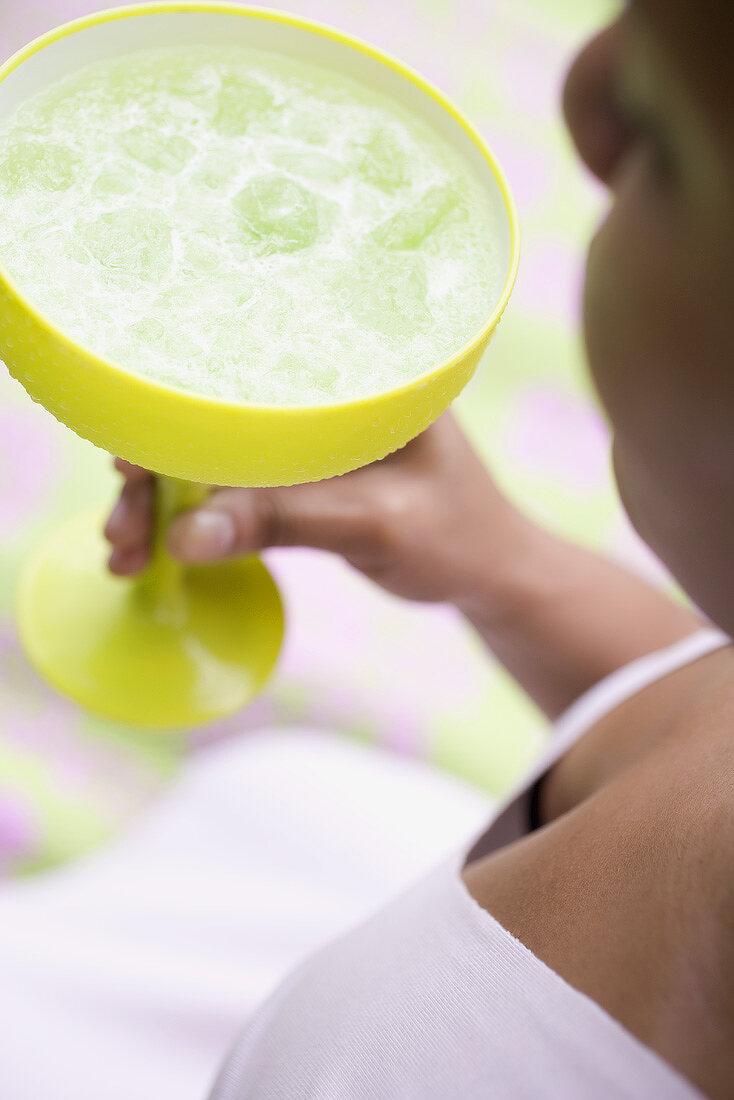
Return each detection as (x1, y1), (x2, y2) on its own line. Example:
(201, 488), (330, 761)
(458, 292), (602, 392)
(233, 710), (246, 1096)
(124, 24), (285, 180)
(105, 409), (702, 720)
(105, 413), (529, 609)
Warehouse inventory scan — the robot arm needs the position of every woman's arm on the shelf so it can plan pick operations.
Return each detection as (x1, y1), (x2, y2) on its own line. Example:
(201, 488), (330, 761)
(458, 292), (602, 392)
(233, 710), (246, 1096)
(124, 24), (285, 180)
(105, 413), (702, 723)
(456, 520), (701, 720)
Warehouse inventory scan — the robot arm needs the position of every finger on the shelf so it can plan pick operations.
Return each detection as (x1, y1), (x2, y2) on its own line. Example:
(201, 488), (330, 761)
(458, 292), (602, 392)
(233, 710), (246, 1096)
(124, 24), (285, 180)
(105, 478), (155, 550)
(167, 482), (372, 563)
(108, 543), (151, 577)
(113, 457), (154, 485)
(382, 411), (456, 465)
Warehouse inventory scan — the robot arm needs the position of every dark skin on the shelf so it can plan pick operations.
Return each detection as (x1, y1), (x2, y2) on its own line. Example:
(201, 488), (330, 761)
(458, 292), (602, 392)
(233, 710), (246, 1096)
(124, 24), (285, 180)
(107, 2), (734, 1095)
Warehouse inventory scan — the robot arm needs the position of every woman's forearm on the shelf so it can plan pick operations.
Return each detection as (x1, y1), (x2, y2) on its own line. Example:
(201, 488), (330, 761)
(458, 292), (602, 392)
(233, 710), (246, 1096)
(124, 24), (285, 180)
(455, 517), (703, 720)
(105, 414), (703, 721)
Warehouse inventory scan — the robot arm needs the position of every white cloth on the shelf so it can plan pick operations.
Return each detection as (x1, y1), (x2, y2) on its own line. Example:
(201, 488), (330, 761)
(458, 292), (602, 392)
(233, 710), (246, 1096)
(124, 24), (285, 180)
(211, 628), (729, 1100)
(0, 727), (491, 1100)
(0, 629), (727, 1099)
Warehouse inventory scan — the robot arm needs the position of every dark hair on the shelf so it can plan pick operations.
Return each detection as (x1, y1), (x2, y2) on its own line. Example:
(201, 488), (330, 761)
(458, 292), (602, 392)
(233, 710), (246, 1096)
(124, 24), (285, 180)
(641, 0), (733, 146)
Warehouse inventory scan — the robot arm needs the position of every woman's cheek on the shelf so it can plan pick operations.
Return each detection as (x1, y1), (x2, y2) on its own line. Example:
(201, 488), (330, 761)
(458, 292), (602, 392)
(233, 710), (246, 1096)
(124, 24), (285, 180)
(582, 182), (667, 442)
(582, 216), (625, 423)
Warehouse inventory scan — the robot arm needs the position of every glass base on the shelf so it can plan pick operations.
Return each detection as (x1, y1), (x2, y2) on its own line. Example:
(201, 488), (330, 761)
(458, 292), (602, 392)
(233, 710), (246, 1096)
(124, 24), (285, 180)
(16, 510), (284, 729)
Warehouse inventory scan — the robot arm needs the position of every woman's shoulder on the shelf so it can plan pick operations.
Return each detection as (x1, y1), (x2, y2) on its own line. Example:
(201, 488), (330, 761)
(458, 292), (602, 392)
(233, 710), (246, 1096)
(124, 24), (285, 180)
(463, 685), (734, 1100)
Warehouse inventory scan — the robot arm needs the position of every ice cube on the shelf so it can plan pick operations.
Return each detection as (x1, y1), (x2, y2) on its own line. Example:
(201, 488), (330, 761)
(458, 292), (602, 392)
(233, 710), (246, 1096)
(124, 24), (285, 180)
(349, 250), (430, 335)
(359, 128), (411, 192)
(182, 233), (221, 273)
(234, 175), (322, 252)
(268, 352), (337, 399)
(155, 277), (254, 325)
(81, 209), (173, 283)
(129, 316), (165, 342)
(0, 141), (78, 194)
(92, 165), (138, 195)
(269, 149), (346, 183)
(191, 152), (239, 192)
(120, 126), (195, 173)
(213, 72), (274, 136)
(373, 185), (459, 249)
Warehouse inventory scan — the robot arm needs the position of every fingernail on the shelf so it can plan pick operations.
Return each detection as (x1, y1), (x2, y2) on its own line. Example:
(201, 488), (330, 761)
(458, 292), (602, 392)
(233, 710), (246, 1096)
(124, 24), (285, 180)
(168, 508), (236, 561)
(108, 546), (149, 576)
(104, 499), (127, 539)
(108, 547), (125, 574)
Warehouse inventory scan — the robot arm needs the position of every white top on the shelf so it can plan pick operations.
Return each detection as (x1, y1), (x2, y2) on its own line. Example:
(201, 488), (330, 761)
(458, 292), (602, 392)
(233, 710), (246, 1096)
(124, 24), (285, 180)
(0, 629), (727, 1100)
(0, 702), (493, 1100)
(211, 628), (729, 1100)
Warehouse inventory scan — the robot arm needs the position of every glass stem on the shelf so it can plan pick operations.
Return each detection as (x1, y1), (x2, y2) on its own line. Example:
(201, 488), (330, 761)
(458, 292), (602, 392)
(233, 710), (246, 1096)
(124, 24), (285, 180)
(135, 476), (208, 620)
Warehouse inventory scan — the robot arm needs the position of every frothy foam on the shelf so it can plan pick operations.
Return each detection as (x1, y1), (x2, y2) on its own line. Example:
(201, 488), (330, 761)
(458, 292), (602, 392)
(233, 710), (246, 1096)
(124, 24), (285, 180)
(0, 46), (503, 406)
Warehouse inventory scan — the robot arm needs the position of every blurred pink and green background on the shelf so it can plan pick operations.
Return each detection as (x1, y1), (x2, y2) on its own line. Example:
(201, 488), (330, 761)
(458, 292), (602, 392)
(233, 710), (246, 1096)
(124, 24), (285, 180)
(0, 0), (660, 877)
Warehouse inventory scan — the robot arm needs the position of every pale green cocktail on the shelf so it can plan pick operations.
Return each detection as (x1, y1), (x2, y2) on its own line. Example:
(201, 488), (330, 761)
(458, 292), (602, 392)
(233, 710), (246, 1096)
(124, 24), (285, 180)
(0, 45), (503, 406)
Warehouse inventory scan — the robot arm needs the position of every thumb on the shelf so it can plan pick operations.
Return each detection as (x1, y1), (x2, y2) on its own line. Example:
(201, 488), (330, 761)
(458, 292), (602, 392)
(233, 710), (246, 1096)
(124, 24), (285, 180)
(166, 481), (373, 562)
